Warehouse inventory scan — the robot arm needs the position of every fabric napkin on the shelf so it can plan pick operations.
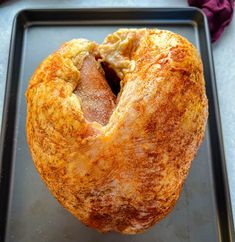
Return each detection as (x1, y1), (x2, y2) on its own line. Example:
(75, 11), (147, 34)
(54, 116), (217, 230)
(188, 0), (234, 42)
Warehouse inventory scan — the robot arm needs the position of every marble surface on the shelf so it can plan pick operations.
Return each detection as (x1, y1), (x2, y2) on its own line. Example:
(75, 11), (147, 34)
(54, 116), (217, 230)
(0, 0), (234, 228)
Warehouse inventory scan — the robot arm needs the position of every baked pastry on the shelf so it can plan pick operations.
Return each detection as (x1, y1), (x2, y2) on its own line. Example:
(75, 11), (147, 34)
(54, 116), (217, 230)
(26, 29), (208, 234)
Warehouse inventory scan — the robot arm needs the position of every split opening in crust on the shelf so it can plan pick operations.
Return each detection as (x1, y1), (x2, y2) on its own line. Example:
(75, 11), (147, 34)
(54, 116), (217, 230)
(101, 61), (121, 96)
(74, 54), (121, 126)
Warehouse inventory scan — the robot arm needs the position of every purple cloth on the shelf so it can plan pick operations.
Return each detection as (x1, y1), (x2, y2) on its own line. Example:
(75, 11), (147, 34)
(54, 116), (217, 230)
(188, 0), (234, 42)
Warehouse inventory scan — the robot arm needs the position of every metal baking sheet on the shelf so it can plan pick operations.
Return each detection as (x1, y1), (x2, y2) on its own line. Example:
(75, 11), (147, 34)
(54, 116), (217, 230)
(0, 8), (234, 242)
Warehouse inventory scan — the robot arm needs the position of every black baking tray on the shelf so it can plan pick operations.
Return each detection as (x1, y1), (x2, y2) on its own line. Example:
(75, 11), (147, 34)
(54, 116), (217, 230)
(0, 8), (234, 242)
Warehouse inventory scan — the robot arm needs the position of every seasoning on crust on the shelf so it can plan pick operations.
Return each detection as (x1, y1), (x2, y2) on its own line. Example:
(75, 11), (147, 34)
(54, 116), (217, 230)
(26, 29), (208, 234)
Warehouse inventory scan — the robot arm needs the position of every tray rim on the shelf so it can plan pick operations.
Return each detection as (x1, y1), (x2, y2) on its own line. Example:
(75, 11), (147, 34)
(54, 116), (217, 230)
(0, 7), (234, 242)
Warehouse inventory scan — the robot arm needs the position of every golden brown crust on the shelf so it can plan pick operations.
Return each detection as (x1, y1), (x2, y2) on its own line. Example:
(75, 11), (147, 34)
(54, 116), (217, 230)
(26, 29), (208, 234)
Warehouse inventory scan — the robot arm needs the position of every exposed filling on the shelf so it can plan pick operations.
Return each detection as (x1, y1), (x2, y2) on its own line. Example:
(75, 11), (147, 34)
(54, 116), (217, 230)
(75, 55), (121, 126)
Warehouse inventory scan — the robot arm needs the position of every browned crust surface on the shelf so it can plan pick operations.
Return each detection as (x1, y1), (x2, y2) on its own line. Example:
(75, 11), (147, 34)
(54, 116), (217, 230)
(26, 29), (208, 234)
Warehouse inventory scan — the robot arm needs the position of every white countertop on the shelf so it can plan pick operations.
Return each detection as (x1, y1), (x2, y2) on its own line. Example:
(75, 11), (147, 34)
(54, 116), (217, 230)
(0, 0), (234, 228)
